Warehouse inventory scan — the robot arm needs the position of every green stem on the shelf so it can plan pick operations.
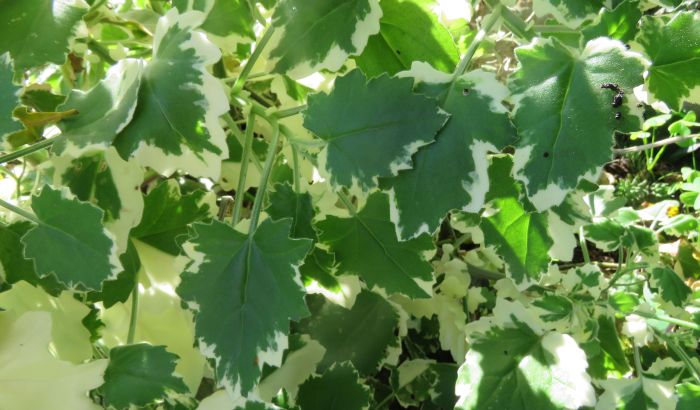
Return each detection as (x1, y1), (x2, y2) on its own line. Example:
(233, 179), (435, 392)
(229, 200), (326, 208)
(0, 197), (40, 224)
(224, 113), (263, 172)
(660, 333), (700, 384)
(246, 0), (267, 25)
(248, 118), (280, 234)
(336, 190), (358, 216)
(274, 104), (307, 119)
(633, 344), (643, 377)
(0, 138), (57, 165)
(232, 112), (257, 227)
(466, 263), (506, 280)
(291, 145), (301, 193)
(452, 5), (502, 80)
(86, 38), (117, 65)
(232, 26), (276, 95)
(127, 279), (139, 344)
(579, 226), (591, 264)
(483, 0), (534, 41)
(633, 310), (700, 331)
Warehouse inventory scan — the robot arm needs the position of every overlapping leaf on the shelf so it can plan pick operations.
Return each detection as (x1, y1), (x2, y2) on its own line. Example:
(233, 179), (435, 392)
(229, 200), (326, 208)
(637, 11), (700, 110)
(316, 192), (434, 297)
(510, 37), (644, 210)
(298, 291), (400, 374)
(54, 59), (143, 156)
(173, 0), (255, 40)
(480, 156), (553, 284)
(22, 186), (122, 290)
(114, 10), (228, 179)
(581, 0), (641, 43)
(455, 299), (595, 410)
(385, 67), (517, 239)
(0, 0), (87, 70)
(533, 0), (602, 28)
(303, 69), (447, 191)
(0, 311), (107, 410)
(269, 0), (382, 77)
(355, 0), (459, 77)
(102, 343), (188, 409)
(177, 219), (311, 394)
(297, 362), (371, 410)
(0, 53), (21, 142)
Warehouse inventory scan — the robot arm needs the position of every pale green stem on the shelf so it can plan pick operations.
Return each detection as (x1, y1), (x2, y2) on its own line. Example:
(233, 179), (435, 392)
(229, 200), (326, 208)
(452, 5), (502, 80)
(579, 226), (591, 264)
(336, 190), (358, 216)
(291, 145), (301, 193)
(0, 197), (40, 224)
(127, 277), (139, 344)
(224, 113), (263, 172)
(232, 112), (257, 227)
(232, 26), (276, 94)
(660, 333), (700, 384)
(248, 118), (280, 234)
(0, 138), (57, 165)
(484, 0), (534, 41)
(633, 310), (700, 331)
(274, 104), (307, 119)
(633, 344), (644, 377)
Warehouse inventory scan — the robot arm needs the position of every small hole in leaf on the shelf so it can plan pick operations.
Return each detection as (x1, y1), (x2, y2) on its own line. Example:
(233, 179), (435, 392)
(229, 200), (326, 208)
(543, 152), (550, 158)
(396, 49), (401, 55)
(504, 350), (509, 355)
(462, 88), (470, 95)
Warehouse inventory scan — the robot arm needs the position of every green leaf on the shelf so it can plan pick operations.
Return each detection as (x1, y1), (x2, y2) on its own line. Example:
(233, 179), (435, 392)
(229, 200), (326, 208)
(533, 0), (602, 28)
(87, 239), (141, 308)
(20, 88), (65, 113)
(581, 0), (642, 43)
(131, 179), (214, 255)
(480, 156), (553, 284)
(173, 0), (255, 40)
(354, 0), (459, 77)
(650, 267), (691, 307)
(316, 192), (434, 298)
(0, 0), (86, 70)
(585, 210), (656, 254)
(0, 53), (22, 142)
(390, 359), (458, 409)
(597, 372), (678, 409)
(0, 311), (108, 409)
(102, 343), (188, 410)
(677, 383), (700, 410)
(584, 314), (630, 379)
(177, 218), (312, 394)
(385, 68), (516, 239)
(298, 290), (400, 374)
(455, 299), (595, 410)
(54, 59), (144, 156)
(266, 183), (316, 240)
(22, 186), (122, 291)
(114, 10), (229, 179)
(510, 37), (645, 210)
(51, 147), (145, 254)
(0, 221), (38, 286)
(303, 69), (447, 191)
(637, 11), (700, 110)
(269, 0), (382, 77)
(296, 362), (371, 410)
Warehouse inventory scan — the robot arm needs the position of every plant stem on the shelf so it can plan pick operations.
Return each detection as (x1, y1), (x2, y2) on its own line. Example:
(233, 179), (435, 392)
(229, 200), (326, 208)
(614, 134), (698, 154)
(660, 333), (700, 384)
(246, 0), (267, 25)
(0, 198), (40, 224)
(291, 145), (301, 193)
(127, 280), (139, 344)
(633, 344), (643, 377)
(466, 263), (506, 280)
(232, 26), (276, 95)
(633, 310), (700, 331)
(232, 112), (257, 227)
(274, 104), (307, 119)
(0, 138), (57, 165)
(86, 39), (117, 65)
(483, 0), (534, 41)
(336, 190), (358, 216)
(223, 113), (263, 172)
(579, 226), (591, 264)
(452, 5), (502, 80)
(248, 118), (280, 234)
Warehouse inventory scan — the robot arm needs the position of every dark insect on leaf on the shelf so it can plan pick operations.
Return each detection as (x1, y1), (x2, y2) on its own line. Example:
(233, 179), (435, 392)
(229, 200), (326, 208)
(615, 112), (622, 120)
(612, 93), (623, 108)
(463, 88), (470, 95)
(601, 83), (621, 92)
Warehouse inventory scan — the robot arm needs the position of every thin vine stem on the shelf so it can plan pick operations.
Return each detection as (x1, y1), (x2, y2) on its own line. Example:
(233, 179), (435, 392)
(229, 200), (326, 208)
(232, 26), (276, 94)
(274, 104), (307, 119)
(633, 310), (700, 331)
(0, 197), (40, 224)
(248, 118), (281, 234)
(633, 344), (644, 377)
(578, 226), (591, 264)
(127, 278), (139, 344)
(223, 113), (263, 172)
(336, 190), (358, 216)
(452, 5), (502, 80)
(0, 138), (57, 165)
(232, 112), (257, 227)
(291, 144), (301, 193)
(659, 333), (700, 384)
(613, 134), (698, 154)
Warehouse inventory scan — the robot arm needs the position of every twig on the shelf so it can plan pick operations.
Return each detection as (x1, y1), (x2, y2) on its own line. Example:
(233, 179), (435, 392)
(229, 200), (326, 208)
(614, 134), (698, 154)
